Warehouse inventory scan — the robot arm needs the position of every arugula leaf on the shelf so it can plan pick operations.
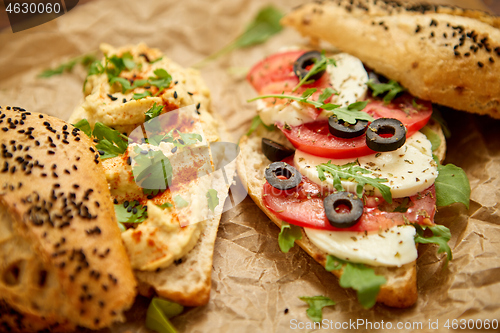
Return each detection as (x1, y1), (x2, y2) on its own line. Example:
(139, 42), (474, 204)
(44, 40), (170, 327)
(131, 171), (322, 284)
(206, 189), (219, 213)
(246, 115), (275, 136)
(435, 164), (470, 208)
(414, 224), (452, 262)
(73, 119), (92, 137)
(38, 53), (97, 78)
(134, 91), (152, 100)
(367, 79), (405, 103)
(292, 52), (336, 92)
(114, 202), (148, 224)
(316, 161), (392, 203)
(278, 221), (302, 253)
(298, 296), (335, 322)
(174, 195), (189, 208)
(93, 122), (129, 159)
(145, 297), (183, 333)
(145, 103), (165, 122)
(317, 87), (337, 104)
(325, 255), (386, 309)
(420, 126), (442, 151)
(194, 5), (283, 68)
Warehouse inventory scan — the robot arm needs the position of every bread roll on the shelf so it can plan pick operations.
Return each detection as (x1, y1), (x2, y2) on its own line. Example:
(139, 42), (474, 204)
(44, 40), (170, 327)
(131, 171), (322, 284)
(0, 106), (136, 331)
(282, 0), (500, 118)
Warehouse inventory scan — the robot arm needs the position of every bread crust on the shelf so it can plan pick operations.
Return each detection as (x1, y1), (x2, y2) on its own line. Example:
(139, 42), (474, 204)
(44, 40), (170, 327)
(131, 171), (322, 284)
(0, 107), (137, 331)
(236, 124), (445, 308)
(282, 0), (500, 118)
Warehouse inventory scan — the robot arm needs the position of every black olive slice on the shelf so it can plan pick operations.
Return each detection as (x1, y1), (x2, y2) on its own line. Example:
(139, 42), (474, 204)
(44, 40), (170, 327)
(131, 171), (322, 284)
(293, 51), (325, 81)
(262, 138), (295, 162)
(328, 116), (369, 139)
(366, 118), (406, 152)
(323, 192), (364, 228)
(265, 162), (302, 190)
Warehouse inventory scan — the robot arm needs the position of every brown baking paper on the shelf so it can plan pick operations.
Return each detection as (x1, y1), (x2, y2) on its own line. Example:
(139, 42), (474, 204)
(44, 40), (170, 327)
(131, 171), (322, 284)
(0, 0), (499, 332)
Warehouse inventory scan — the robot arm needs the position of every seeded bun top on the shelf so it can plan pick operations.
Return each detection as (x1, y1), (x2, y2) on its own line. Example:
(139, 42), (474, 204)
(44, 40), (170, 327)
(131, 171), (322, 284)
(0, 106), (136, 332)
(282, 0), (500, 118)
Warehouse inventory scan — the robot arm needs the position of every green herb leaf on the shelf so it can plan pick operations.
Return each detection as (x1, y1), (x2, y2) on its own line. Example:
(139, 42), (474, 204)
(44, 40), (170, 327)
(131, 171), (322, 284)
(431, 108), (451, 138)
(114, 202), (148, 224)
(145, 297), (183, 333)
(414, 224), (452, 262)
(328, 101), (373, 125)
(145, 103), (165, 122)
(420, 126), (442, 151)
(393, 197), (410, 213)
(73, 119), (92, 137)
(317, 87), (337, 104)
(316, 161), (392, 203)
(367, 79), (405, 103)
(133, 91), (152, 100)
(206, 189), (219, 213)
(38, 53), (97, 78)
(149, 68), (172, 95)
(435, 164), (470, 208)
(93, 122), (129, 159)
(278, 221), (302, 253)
(298, 296), (335, 322)
(325, 255), (386, 309)
(292, 52), (336, 92)
(158, 202), (173, 209)
(133, 148), (173, 196)
(246, 115), (275, 136)
(174, 195), (189, 208)
(194, 5), (283, 68)
(122, 52), (136, 70)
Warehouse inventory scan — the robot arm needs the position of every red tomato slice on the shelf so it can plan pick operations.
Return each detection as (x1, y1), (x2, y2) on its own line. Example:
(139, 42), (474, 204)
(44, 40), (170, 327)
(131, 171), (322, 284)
(262, 158), (436, 232)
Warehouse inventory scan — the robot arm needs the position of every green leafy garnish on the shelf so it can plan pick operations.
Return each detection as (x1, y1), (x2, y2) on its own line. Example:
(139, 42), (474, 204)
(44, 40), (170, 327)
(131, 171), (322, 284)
(420, 126), (442, 151)
(133, 91), (152, 100)
(367, 79), (405, 103)
(292, 52), (336, 92)
(114, 202), (148, 224)
(158, 202), (173, 209)
(145, 297), (183, 333)
(316, 161), (392, 203)
(145, 103), (165, 122)
(174, 195), (189, 208)
(325, 256), (387, 309)
(248, 89), (374, 125)
(393, 197), (410, 213)
(278, 221), (302, 253)
(194, 5), (283, 68)
(73, 119), (128, 160)
(298, 296), (335, 322)
(414, 224), (452, 263)
(245, 115), (275, 136)
(435, 164), (470, 208)
(149, 68), (173, 96)
(206, 189), (219, 213)
(38, 53), (97, 78)
(431, 108), (451, 138)
(133, 147), (173, 196)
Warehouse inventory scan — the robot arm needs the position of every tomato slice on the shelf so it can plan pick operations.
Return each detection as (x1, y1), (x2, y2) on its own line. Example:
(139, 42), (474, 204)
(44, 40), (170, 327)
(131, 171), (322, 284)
(262, 158), (436, 232)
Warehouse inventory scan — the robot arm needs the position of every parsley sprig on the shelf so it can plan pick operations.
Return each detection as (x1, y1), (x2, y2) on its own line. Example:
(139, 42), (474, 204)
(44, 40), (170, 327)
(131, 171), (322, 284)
(316, 161), (392, 203)
(132, 146), (173, 196)
(292, 52), (336, 92)
(73, 119), (128, 160)
(38, 53), (97, 78)
(247, 88), (374, 125)
(367, 79), (405, 103)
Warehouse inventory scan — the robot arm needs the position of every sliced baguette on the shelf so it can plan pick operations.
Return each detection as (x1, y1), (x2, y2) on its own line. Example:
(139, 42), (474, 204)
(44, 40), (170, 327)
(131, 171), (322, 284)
(236, 120), (445, 308)
(281, 0), (500, 118)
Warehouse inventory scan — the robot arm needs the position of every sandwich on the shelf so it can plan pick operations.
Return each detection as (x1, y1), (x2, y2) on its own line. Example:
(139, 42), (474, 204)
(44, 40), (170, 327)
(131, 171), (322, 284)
(236, 0), (491, 308)
(69, 43), (234, 307)
(0, 107), (137, 331)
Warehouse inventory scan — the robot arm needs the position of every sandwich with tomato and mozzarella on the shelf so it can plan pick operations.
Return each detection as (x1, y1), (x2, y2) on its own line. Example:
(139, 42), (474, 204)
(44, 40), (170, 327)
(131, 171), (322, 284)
(236, 0), (498, 308)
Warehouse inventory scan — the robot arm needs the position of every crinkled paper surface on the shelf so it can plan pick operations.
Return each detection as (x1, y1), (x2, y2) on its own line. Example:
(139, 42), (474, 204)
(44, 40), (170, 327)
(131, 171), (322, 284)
(0, 0), (499, 332)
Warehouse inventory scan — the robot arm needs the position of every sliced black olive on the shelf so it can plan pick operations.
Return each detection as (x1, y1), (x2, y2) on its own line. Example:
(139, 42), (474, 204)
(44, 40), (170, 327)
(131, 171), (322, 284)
(262, 138), (295, 162)
(293, 51), (325, 81)
(366, 118), (406, 152)
(265, 162), (302, 190)
(328, 116), (369, 139)
(323, 192), (363, 228)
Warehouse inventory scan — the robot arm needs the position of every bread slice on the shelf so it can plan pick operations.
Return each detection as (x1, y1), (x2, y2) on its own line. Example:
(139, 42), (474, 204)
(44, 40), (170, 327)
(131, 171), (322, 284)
(0, 107), (137, 332)
(236, 120), (445, 308)
(281, 0), (500, 118)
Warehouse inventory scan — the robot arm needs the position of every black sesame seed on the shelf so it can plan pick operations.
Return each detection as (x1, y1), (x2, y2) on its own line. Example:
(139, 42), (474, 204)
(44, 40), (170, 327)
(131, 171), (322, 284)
(478, 61), (484, 68)
(107, 94), (118, 101)
(123, 201), (129, 208)
(173, 91), (178, 99)
(187, 92), (193, 95)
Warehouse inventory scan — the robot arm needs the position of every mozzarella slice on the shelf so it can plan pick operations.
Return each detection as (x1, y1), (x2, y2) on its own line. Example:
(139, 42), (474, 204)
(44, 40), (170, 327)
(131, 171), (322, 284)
(293, 132), (438, 199)
(304, 225), (418, 267)
(257, 52), (368, 126)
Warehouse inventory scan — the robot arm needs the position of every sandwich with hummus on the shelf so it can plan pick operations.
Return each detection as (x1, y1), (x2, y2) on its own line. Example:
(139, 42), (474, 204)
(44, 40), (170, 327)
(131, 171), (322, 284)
(236, 0), (494, 308)
(69, 43), (235, 307)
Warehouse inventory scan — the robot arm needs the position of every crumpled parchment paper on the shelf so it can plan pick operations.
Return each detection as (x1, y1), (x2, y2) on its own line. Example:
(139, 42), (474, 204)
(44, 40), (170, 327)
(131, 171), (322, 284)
(0, 0), (499, 332)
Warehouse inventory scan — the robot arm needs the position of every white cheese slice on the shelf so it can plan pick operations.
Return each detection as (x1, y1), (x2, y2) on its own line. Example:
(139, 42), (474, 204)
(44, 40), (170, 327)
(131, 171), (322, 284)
(257, 53), (368, 127)
(304, 225), (418, 267)
(293, 131), (438, 199)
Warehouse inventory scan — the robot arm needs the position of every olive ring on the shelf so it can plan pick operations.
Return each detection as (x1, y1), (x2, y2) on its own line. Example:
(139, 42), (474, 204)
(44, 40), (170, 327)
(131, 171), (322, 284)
(323, 192), (364, 228)
(293, 51), (325, 81)
(366, 118), (406, 152)
(261, 138), (295, 162)
(265, 162), (302, 191)
(328, 116), (369, 139)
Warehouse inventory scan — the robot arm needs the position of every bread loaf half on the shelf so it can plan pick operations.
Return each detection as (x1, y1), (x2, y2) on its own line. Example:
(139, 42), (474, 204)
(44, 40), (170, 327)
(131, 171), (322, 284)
(282, 0), (500, 118)
(0, 107), (137, 332)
